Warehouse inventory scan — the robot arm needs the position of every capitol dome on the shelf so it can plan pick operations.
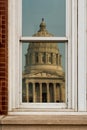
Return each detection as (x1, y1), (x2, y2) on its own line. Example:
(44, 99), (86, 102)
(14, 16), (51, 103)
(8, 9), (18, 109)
(24, 19), (64, 75)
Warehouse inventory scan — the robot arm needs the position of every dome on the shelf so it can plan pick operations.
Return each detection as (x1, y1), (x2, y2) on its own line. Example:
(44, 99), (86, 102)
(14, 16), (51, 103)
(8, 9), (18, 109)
(28, 19), (59, 54)
(24, 19), (64, 74)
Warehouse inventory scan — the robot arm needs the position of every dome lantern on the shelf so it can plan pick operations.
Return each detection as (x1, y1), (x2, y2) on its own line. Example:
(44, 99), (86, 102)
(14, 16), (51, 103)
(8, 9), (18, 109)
(33, 18), (53, 37)
(39, 18), (46, 31)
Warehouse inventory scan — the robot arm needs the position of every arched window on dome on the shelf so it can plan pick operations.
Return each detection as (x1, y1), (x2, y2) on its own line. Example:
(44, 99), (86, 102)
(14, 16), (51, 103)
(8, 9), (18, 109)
(35, 52), (39, 63)
(42, 52), (46, 63)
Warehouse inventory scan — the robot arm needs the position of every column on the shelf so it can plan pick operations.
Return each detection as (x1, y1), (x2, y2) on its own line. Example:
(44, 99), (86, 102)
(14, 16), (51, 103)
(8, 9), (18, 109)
(47, 83), (50, 102)
(60, 83), (65, 102)
(53, 54), (56, 65)
(39, 52), (42, 64)
(56, 83), (61, 102)
(26, 82), (29, 102)
(40, 83), (42, 102)
(33, 83), (35, 102)
(54, 83), (56, 102)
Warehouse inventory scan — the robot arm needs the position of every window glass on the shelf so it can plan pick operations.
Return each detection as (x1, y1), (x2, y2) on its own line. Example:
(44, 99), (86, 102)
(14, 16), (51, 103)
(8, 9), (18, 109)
(22, 0), (66, 104)
(22, 0), (66, 36)
(22, 42), (66, 103)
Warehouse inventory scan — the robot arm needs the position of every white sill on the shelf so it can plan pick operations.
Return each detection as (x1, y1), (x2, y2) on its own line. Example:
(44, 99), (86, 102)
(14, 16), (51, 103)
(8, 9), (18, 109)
(8, 108), (75, 115)
(8, 110), (87, 116)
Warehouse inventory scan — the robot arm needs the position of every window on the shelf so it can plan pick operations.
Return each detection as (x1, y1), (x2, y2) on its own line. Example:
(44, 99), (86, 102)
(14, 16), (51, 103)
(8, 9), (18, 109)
(21, 0), (67, 108)
(8, 0), (87, 114)
(35, 52), (39, 63)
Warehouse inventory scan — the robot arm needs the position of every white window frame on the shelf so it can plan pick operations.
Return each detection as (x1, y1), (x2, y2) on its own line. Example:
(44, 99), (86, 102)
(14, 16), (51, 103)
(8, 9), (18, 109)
(8, 0), (87, 114)
(78, 0), (87, 111)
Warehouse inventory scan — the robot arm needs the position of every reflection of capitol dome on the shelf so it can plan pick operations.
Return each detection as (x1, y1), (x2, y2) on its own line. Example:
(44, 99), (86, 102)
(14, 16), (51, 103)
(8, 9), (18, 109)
(24, 19), (63, 74)
(22, 19), (65, 103)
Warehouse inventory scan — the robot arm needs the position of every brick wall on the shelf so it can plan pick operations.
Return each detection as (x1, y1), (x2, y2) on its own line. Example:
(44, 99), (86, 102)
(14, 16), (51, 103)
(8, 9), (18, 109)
(0, 0), (8, 115)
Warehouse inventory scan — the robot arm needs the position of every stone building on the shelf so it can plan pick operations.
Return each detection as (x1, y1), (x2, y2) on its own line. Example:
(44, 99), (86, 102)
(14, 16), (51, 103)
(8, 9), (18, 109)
(22, 19), (65, 103)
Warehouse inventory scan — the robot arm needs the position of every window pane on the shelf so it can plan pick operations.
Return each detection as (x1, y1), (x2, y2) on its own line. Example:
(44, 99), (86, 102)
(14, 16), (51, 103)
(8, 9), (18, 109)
(22, 0), (66, 36)
(22, 42), (66, 103)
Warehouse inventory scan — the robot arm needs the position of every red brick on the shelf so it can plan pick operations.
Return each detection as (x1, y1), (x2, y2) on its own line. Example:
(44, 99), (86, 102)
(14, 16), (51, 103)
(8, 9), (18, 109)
(0, 0), (8, 115)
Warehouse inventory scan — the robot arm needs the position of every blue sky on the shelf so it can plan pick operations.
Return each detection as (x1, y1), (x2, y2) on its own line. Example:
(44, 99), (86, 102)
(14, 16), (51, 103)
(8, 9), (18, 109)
(22, 0), (66, 71)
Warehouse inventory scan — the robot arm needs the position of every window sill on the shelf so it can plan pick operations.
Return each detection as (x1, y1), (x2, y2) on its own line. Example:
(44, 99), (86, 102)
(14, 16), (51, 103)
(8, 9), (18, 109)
(1, 115), (87, 125)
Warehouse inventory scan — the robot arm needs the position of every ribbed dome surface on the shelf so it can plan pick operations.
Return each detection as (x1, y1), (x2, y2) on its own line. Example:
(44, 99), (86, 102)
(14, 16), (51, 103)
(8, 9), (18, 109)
(29, 43), (57, 48)
(28, 43), (59, 53)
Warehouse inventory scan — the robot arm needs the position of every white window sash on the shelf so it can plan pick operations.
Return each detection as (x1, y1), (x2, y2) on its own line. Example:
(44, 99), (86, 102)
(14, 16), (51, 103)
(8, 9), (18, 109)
(19, 39), (68, 109)
(20, 37), (68, 43)
(8, 0), (22, 111)
(8, 0), (87, 113)
(19, 0), (72, 109)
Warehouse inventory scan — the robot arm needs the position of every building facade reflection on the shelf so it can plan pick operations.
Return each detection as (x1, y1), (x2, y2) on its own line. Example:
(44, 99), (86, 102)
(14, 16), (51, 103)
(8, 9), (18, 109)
(22, 19), (65, 103)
